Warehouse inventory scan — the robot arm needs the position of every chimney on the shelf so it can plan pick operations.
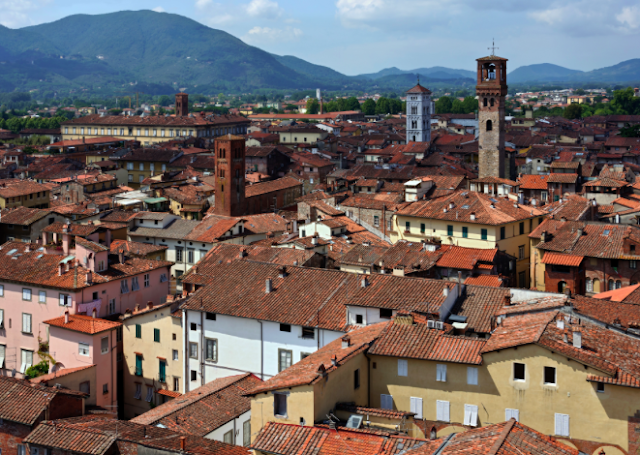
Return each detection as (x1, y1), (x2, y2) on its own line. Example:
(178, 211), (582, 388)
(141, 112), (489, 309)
(147, 301), (153, 310)
(25, 244), (30, 253)
(265, 278), (273, 293)
(557, 318), (565, 329)
(331, 354), (338, 366)
(135, 303), (140, 312)
(86, 272), (92, 285)
(573, 329), (582, 349)
(443, 286), (449, 297)
(361, 277), (368, 288)
(239, 248), (247, 258)
(341, 335), (351, 349)
(180, 436), (186, 451)
(278, 266), (288, 278)
(92, 308), (97, 319)
(311, 236), (318, 245)
(64, 311), (69, 324)
(504, 295), (512, 306)
(59, 263), (64, 276)
(119, 252), (125, 264)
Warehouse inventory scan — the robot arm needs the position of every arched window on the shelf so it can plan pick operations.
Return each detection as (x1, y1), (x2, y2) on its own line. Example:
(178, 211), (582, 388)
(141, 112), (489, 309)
(608, 279), (614, 290)
(483, 98), (488, 107)
(616, 280), (622, 289)
(430, 427), (437, 440)
(632, 281), (638, 285)
(412, 121), (417, 129)
(558, 281), (566, 293)
(412, 135), (416, 142)
(585, 278), (592, 293)
(490, 98), (495, 107)
(486, 120), (493, 131)
(593, 278), (601, 293)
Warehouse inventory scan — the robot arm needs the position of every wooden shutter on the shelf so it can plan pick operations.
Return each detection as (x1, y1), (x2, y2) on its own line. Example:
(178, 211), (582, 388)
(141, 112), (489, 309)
(410, 397), (423, 419)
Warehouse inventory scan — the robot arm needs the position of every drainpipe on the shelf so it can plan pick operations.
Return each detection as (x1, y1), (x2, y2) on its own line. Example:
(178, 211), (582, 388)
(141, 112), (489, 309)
(257, 319), (264, 380)
(364, 352), (371, 408)
(183, 309), (189, 393)
(200, 310), (205, 386)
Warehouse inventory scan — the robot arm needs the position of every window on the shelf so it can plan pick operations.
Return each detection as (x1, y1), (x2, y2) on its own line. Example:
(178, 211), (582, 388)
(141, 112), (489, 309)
(596, 382), (605, 393)
(191, 370), (197, 381)
(174, 377), (180, 391)
(190, 322), (197, 331)
(513, 363), (525, 381)
(519, 245), (525, 260)
(274, 392), (288, 416)
(189, 342), (198, 359)
(134, 383), (142, 399)
(0, 344), (5, 368)
(280, 323), (291, 332)
(354, 369), (360, 389)
(555, 413), (570, 437)
(205, 338), (217, 361)
(436, 364), (447, 382)
(187, 249), (195, 264)
(101, 337), (109, 354)
(143, 274), (150, 288)
(80, 381), (90, 395)
(18, 445), (26, 455)
(135, 354), (143, 376)
(420, 223), (426, 234)
(22, 288), (32, 301)
(467, 367), (478, 385)
(463, 404), (478, 426)
(145, 386), (153, 402)
(480, 229), (488, 240)
(544, 366), (556, 385)
(0, 284), (3, 297)
(500, 226), (506, 240)
(356, 314), (363, 324)
(519, 222), (524, 235)
(173, 349), (179, 361)
(20, 350), (33, 373)
(436, 400), (450, 422)
(176, 248), (183, 262)
(159, 360), (166, 382)
(131, 276), (140, 291)
(380, 394), (393, 410)
(380, 308), (393, 319)
(279, 349), (292, 372)
(505, 408), (519, 422)
(632, 260), (637, 269)
(374, 216), (380, 227)
(206, 312), (216, 320)
(410, 397), (423, 419)
(486, 120), (492, 131)
(611, 259), (619, 268)
(243, 420), (251, 446)
(223, 430), (233, 445)
(462, 226), (468, 238)
(447, 225), (453, 236)
(586, 278), (593, 293)
(519, 271), (526, 288)
(398, 359), (408, 376)
(120, 279), (129, 294)
(135, 324), (141, 338)
(301, 327), (315, 339)
(154, 328), (160, 343)
(22, 313), (32, 334)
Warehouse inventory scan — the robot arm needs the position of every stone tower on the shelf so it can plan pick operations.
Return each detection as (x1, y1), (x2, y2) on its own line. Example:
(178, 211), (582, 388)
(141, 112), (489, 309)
(214, 135), (247, 217)
(175, 92), (189, 117)
(405, 81), (433, 143)
(476, 54), (508, 179)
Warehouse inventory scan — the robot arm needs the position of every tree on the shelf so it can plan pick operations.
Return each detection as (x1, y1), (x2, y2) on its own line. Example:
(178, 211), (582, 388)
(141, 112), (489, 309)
(345, 97), (361, 111)
(362, 99), (376, 115)
(574, 89), (586, 95)
(611, 87), (640, 115)
(564, 103), (582, 119)
(306, 98), (320, 115)
(25, 360), (49, 379)
(435, 96), (453, 114)
(376, 97), (391, 115)
(462, 96), (478, 114)
(620, 125), (640, 137)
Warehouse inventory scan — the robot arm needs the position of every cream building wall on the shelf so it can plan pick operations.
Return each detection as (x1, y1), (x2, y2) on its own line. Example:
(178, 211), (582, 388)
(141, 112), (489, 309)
(122, 304), (183, 419)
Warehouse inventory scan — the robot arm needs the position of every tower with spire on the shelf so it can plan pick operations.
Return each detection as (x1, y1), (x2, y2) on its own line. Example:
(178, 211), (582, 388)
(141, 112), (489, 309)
(405, 77), (433, 143)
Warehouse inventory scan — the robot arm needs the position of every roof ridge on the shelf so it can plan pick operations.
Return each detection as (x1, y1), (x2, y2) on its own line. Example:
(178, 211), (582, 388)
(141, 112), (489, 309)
(487, 418), (516, 455)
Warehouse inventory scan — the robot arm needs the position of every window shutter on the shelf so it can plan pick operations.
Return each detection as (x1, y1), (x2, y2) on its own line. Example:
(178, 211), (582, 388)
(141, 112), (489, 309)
(437, 364), (447, 382)
(410, 397), (423, 419)
(555, 413), (569, 436)
(505, 408), (519, 422)
(467, 367), (478, 385)
(381, 394), (393, 410)
(563, 414), (569, 436)
(398, 359), (408, 376)
(470, 405), (478, 426)
(436, 400), (449, 422)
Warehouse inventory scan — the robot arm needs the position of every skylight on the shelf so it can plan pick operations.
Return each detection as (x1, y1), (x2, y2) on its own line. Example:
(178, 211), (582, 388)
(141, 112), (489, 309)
(6, 249), (17, 256)
(603, 230), (610, 236)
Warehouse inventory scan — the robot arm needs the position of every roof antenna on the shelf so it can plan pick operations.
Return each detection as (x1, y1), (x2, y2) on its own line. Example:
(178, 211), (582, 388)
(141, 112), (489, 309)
(488, 38), (498, 56)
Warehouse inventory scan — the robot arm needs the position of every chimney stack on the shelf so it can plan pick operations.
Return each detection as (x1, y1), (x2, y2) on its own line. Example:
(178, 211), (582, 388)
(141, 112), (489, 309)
(179, 436), (186, 451)
(147, 301), (153, 310)
(361, 277), (368, 288)
(265, 278), (273, 293)
(59, 263), (64, 276)
(341, 335), (351, 349)
(572, 329), (582, 349)
(331, 354), (338, 366)
(92, 308), (97, 319)
(64, 311), (69, 324)
(86, 272), (92, 285)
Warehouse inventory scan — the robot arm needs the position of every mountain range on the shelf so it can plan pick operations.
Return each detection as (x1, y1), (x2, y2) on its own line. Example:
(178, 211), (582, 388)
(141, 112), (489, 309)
(0, 10), (638, 95)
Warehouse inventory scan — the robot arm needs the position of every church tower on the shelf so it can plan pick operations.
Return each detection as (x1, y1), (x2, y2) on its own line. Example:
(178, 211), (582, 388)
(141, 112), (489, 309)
(476, 52), (508, 179)
(405, 81), (433, 143)
(175, 92), (189, 117)
(214, 135), (247, 217)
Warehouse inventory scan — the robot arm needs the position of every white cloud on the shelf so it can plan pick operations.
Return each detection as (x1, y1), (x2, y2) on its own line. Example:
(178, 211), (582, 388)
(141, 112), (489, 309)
(617, 5), (640, 30)
(195, 0), (212, 10)
(0, 0), (50, 28)
(245, 0), (282, 19)
(152, 6), (165, 13)
(194, 0), (234, 26)
(243, 26), (303, 44)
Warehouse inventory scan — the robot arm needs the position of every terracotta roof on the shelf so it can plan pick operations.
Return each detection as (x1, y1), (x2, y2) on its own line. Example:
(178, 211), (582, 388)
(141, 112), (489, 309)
(184, 217), (242, 243)
(547, 173), (578, 184)
(396, 191), (544, 225)
(571, 294), (640, 331)
(245, 176), (302, 198)
(30, 365), (96, 384)
(591, 284), (640, 302)
(63, 112), (249, 128)
(436, 246), (496, 270)
(541, 252), (584, 267)
(517, 174), (549, 190)
(109, 239), (168, 257)
(44, 314), (122, 334)
(335, 403), (416, 419)
(0, 206), (50, 225)
(463, 275), (504, 287)
(583, 177), (628, 188)
(0, 180), (52, 198)
(132, 374), (261, 436)
(75, 237), (110, 253)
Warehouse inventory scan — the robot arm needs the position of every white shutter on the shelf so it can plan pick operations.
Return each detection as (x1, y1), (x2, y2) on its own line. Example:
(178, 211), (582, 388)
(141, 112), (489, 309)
(464, 404), (478, 426)
(23, 314), (31, 333)
(0, 344), (5, 368)
(410, 397), (423, 419)
(555, 413), (569, 436)
(437, 364), (447, 382)
(381, 394), (393, 410)
(505, 408), (519, 422)
(0, 309), (4, 327)
(398, 359), (408, 377)
(436, 400), (449, 422)
(563, 414), (570, 436)
(467, 367), (478, 385)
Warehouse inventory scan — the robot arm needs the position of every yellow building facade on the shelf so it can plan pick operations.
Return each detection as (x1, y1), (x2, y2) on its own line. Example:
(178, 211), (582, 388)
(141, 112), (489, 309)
(121, 301), (183, 419)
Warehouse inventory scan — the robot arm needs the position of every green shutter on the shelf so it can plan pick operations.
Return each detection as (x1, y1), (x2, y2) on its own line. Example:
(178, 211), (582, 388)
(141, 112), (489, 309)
(135, 355), (142, 376)
(154, 328), (160, 342)
(481, 229), (488, 240)
(420, 223), (425, 234)
(159, 360), (166, 383)
(447, 225), (453, 236)
(135, 324), (141, 338)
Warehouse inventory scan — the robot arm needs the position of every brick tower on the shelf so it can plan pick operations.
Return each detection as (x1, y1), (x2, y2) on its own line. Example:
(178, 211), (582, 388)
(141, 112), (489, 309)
(214, 135), (246, 217)
(175, 93), (189, 117)
(476, 53), (508, 179)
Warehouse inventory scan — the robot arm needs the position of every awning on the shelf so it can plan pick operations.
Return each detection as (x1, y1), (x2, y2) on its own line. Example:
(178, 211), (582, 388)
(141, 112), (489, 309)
(541, 252), (584, 267)
(157, 389), (182, 398)
(59, 255), (76, 265)
(116, 199), (142, 206)
(144, 197), (168, 204)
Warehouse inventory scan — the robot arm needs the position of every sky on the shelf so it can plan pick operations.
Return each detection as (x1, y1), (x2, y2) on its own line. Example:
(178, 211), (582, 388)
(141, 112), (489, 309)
(2, 0), (640, 76)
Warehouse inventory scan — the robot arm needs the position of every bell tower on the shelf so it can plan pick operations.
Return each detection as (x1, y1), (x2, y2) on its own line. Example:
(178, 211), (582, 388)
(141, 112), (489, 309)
(405, 80), (433, 143)
(175, 92), (189, 117)
(214, 135), (246, 217)
(476, 49), (508, 179)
